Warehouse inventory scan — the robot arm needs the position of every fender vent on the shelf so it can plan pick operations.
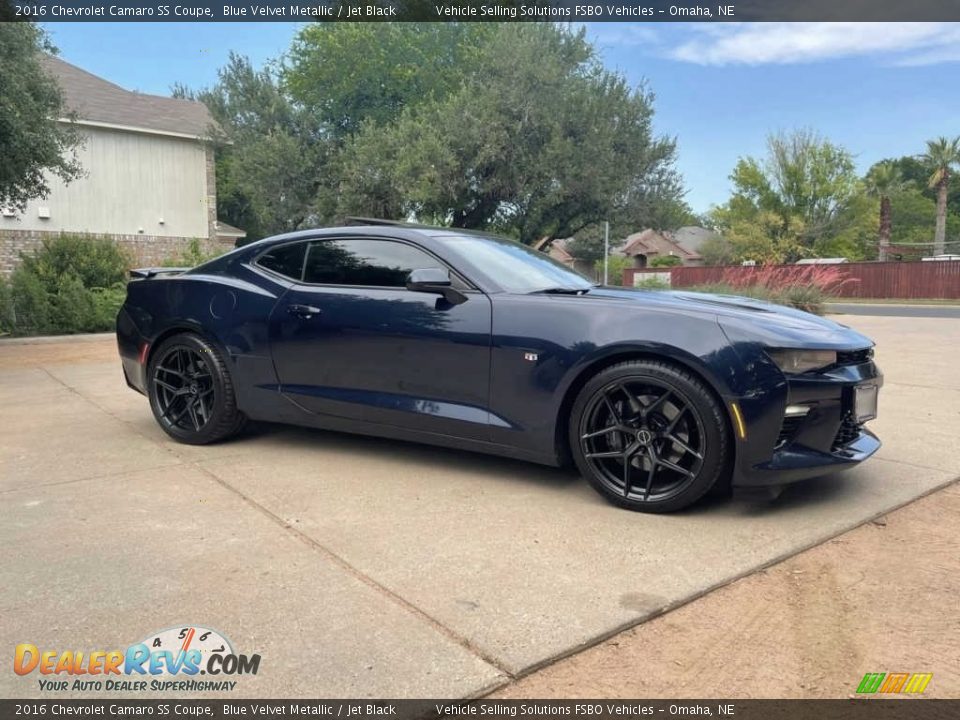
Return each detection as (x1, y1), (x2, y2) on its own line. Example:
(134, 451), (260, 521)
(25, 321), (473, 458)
(775, 415), (804, 449)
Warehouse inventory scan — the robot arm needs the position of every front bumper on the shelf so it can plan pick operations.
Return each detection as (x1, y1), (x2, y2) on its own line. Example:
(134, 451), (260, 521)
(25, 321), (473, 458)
(735, 426), (881, 487)
(731, 353), (883, 488)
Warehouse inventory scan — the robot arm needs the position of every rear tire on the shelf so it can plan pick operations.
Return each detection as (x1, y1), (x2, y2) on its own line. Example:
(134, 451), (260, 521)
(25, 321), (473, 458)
(569, 360), (729, 513)
(147, 332), (247, 445)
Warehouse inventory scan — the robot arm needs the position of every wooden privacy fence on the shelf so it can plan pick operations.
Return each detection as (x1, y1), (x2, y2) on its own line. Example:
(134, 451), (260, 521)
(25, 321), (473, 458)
(623, 261), (960, 300)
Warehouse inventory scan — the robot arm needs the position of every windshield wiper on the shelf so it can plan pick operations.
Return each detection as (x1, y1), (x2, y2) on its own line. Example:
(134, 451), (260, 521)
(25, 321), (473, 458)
(529, 286), (592, 295)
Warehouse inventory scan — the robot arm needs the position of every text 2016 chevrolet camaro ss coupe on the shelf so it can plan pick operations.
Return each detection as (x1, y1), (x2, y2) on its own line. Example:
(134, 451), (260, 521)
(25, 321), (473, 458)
(117, 225), (882, 513)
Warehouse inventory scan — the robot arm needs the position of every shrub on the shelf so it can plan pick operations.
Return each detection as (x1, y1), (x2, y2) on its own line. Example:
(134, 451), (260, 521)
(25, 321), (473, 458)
(162, 238), (224, 268)
(633, 275), (672, 290)
(51, 272), (98, 333)
(19, 234), (128, 290)
(90, 284), (128, 330)
(5, 234), (130, 336)
(717, 264), (854, 295)
(680, 263), (856, 314)
(595, 254), (632, 284)
(649, 254), (682, 267)
(10, 267), (53, 334)
(779, 285), (827, 314)
(688, 281), (827, 314)
(0, 278), (14, 335)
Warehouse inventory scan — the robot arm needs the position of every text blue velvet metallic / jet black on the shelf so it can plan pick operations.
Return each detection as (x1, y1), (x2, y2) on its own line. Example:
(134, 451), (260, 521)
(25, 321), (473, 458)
(117, 225), (882, 512)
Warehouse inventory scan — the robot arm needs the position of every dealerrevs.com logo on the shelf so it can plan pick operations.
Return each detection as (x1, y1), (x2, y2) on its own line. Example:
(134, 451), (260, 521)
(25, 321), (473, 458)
(14, 625), (261, 692)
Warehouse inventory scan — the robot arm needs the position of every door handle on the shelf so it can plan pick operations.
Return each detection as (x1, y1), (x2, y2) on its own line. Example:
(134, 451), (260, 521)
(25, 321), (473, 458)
(287, 304), (322, 319)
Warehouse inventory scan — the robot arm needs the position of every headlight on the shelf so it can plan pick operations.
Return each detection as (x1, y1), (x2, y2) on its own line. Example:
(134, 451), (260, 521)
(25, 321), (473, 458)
(767, 349), (837, 374)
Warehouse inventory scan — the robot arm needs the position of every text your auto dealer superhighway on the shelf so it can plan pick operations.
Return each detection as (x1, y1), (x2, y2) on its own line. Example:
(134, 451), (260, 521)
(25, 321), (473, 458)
(46, 4), (215, 16)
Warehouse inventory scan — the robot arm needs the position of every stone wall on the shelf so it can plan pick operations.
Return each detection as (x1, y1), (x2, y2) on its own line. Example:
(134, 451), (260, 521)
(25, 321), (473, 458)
(0, 229), (233, 277)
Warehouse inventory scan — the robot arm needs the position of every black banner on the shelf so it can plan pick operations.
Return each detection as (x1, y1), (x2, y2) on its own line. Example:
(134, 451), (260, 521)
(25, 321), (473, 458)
(1, 700), (959, 720)
(4, 0), (960, 23)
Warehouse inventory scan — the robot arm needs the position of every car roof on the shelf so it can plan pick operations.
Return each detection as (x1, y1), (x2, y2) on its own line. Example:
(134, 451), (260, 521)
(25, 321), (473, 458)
(239, 224), (500, 252)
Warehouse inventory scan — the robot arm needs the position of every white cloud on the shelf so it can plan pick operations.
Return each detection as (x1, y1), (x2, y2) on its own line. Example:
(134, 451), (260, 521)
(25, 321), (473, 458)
(582, 23), (659, 50)
(669, 23), (960, 66)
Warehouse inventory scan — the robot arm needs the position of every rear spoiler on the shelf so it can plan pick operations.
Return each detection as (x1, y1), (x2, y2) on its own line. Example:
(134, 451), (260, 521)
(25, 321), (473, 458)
(129, 267), (190, 280)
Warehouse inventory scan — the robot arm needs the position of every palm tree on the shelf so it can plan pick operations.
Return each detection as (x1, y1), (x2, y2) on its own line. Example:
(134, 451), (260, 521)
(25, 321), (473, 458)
(920, 136), (960, 256)
(864, 162), (909, 261)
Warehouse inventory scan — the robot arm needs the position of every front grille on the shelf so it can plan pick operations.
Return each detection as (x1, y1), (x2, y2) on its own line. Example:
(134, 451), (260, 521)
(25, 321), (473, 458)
(837, 348), (874, 365)
(776, 415), (805, 449)
(832, 413), (862, 451)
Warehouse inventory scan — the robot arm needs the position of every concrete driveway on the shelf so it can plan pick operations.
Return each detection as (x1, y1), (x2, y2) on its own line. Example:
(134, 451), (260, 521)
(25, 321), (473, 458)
(1, 315), (957, 698)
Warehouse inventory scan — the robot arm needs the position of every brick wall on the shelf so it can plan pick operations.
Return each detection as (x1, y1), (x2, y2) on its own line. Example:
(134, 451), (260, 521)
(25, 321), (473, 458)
(0, 229), (231, 277)
(205, 143), (218, 241)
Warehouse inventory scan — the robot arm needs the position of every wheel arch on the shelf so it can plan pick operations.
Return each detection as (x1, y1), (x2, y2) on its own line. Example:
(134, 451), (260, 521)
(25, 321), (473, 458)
(553, 347), (737, 476)
(145, 323), (222, 371)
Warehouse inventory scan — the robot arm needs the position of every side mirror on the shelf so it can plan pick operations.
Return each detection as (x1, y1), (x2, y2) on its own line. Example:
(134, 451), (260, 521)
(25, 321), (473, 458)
(406, 267), (467, 305)
(406, 267), (452, 291)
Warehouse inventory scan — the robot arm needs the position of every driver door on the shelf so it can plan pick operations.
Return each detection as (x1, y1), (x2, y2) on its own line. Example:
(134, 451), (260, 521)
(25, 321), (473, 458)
(265, 237), (494, 440)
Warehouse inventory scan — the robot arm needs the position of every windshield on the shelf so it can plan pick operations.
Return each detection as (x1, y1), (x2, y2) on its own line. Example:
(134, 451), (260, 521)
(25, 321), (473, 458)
(441, 234), (594, 294)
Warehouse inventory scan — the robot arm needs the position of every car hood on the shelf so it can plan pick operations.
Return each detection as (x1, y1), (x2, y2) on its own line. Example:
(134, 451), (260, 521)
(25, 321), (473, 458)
(581, 287), (874, 350)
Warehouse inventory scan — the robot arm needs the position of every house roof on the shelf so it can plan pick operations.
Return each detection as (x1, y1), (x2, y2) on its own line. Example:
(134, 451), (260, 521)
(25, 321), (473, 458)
(672, 226), (719, 254)
(215, 221), (246, 239)
(547, 238), (574, 263)
(41, 55), (216, 140)
(621, 229), (701, 260)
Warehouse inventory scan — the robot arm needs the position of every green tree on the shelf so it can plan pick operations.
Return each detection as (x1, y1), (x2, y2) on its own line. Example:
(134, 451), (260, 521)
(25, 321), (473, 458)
(174, 53), (324, 241)
(719, 209), (806, 264)
(283, 23), (492, 139)
(883, 154), (960, 209)
(339, 24), (684, 244)
(730, 130), (861, 245)
(864, 162), (910, 261)
(697, 234), (736, 266)
(0, 23), (83, 214)
(713, 130), (872, 262)
(920, 136), (960, 256)
(886, 189), (960, 259)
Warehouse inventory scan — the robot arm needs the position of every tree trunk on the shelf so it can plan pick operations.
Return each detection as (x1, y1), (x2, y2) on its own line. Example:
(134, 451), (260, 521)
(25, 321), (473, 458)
(878, 195), (891, 262)
(934, 173), (948, 257)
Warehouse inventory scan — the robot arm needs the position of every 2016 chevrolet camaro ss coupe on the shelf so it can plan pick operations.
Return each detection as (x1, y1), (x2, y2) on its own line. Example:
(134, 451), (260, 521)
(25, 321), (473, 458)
(117, 225), (882, 512)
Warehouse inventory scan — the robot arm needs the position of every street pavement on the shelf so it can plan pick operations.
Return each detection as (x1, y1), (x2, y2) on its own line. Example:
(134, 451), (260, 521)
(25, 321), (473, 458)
(827, 302), (960, 318)
(1, 315), (957, 698)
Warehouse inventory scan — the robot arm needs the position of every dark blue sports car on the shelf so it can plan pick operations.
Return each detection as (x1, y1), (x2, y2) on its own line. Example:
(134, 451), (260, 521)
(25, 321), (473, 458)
(117, 224), (882, 512)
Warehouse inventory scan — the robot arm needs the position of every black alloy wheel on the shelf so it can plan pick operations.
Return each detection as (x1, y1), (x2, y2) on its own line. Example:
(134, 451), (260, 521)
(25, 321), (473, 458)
(570, 360), (729, 513)
(147, 333), (246, 444)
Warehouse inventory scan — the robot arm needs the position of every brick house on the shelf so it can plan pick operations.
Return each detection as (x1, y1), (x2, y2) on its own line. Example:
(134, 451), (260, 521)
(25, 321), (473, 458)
(0, 56), (242, 276)
(620, 229), (703, 268)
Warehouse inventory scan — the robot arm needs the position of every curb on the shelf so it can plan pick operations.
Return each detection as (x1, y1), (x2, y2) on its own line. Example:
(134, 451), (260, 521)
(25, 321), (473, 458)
(0, 332), (114, 346)
(826, 302), (960, 309)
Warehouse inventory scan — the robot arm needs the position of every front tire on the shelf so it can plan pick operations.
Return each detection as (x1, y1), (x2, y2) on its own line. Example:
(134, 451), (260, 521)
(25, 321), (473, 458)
(569, 360), (729, 513)
(147, 332), (246, 445)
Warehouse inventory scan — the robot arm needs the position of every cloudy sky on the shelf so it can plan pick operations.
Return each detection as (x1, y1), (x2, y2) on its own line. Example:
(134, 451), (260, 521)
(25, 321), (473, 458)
(45, 22), (960, 213)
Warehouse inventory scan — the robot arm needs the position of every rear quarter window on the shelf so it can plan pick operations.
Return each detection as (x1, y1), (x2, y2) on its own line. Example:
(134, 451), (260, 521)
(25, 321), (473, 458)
(256, 243), (306, 280)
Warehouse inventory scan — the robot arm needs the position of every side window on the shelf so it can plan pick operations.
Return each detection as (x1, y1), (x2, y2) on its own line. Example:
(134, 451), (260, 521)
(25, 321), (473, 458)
(256, 242), (306, 280)
(302, 239), (446, 287)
